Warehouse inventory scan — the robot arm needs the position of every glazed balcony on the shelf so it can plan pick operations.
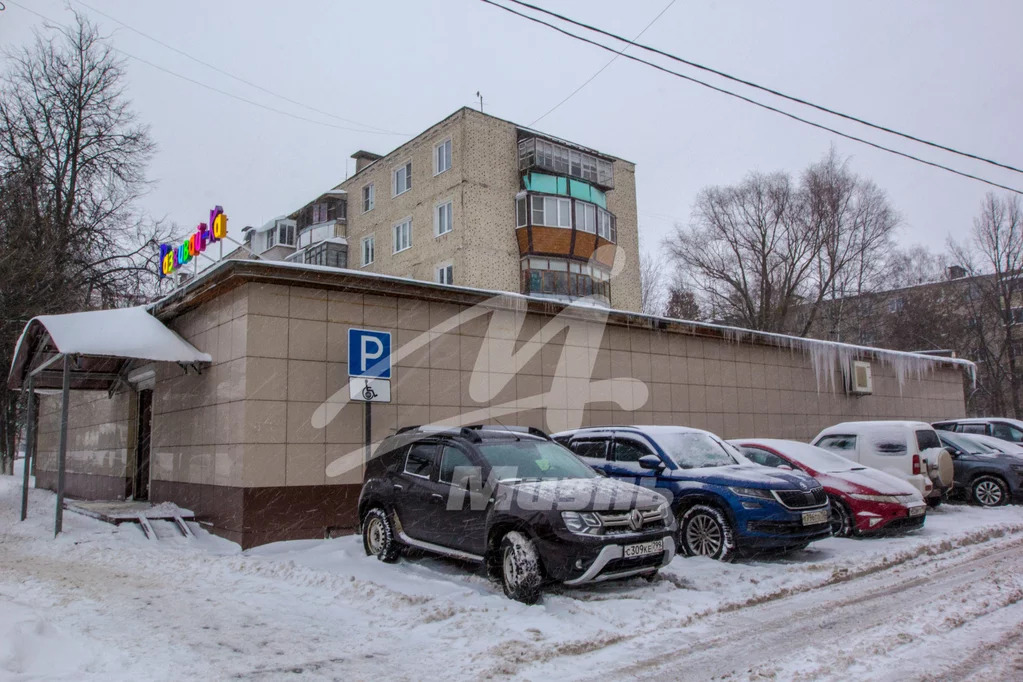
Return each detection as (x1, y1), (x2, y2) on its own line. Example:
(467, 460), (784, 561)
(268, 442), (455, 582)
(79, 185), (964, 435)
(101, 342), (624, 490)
(518, 137), (614, 190)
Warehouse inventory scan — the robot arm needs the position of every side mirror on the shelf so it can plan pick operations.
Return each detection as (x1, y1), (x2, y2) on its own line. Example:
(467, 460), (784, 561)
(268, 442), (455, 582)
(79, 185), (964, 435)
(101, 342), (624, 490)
(638, 454), (665, 472)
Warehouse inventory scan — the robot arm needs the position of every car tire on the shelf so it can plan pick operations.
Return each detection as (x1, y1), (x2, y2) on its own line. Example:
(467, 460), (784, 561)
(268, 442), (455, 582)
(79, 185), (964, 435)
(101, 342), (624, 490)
(679, 505), (735, 562)
(828, 496), (854, 538)
(500, 531), (543, 604)
(971, 476), (1009, 507)
(362, 508), (401, 563)
(925, 496), (942, 509)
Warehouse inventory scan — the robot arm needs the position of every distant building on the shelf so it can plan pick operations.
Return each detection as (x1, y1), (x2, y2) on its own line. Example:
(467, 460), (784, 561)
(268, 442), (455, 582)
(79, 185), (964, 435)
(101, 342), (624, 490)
(230, 107), (642, 312)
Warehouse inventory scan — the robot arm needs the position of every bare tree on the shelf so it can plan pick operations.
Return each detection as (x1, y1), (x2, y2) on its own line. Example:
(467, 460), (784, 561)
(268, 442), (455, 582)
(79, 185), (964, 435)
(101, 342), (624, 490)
(665, 149), (899, 334)
(948, 193), (1023, 418)
(0, 13), (165, 474)
(639, 246), (667, 315)
(663, 270), (702, 320)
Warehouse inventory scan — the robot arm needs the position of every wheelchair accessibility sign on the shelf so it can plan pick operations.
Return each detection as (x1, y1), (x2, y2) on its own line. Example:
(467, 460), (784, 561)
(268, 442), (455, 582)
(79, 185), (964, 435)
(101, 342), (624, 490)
(348, 328), (391, 403)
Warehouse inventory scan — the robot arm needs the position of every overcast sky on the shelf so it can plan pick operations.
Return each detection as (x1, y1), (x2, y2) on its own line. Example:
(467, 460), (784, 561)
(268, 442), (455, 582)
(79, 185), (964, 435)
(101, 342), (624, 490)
(4, 1), (1023, 265)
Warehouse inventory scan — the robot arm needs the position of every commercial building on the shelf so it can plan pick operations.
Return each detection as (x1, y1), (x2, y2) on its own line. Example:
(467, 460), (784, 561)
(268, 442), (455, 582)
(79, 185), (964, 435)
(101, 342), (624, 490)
(232, 107), (643, 311)
(12, 259), (971, 548)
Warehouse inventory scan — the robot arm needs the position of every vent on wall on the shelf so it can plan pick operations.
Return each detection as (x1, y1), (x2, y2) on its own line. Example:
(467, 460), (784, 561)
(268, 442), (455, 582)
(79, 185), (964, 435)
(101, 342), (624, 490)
(848, 360), (873, 395)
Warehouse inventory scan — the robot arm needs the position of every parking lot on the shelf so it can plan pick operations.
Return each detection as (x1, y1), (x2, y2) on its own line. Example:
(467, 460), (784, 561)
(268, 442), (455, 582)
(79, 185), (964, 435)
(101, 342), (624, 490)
(2, 471), (1022, 681)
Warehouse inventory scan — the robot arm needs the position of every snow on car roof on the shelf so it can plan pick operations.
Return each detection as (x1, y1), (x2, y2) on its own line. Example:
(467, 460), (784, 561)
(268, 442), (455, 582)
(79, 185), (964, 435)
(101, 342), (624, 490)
(818, 421), (936, 432)
(553, 425), (713, 438)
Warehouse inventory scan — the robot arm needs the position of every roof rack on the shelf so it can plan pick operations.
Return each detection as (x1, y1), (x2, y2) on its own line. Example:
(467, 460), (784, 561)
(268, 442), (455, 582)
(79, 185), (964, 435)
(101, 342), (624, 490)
(393, 424), (484, 443)
(463, 424), (552, 441)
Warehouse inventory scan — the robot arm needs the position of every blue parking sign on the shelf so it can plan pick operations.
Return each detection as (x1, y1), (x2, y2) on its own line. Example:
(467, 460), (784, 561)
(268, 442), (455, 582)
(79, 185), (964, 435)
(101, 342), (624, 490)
(348, 328), (391, 378)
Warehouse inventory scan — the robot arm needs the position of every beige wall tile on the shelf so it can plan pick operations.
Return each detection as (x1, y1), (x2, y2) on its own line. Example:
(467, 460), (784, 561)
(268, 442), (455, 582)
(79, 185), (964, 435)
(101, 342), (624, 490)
(247, 315), (289, 358)
(244, 400), (286, 443)
(242, 444), (285, 487)
(287, 401), (326, 444)
(286, 443), (326, 486)
(290, 287), (327, 320)
(288, 319), (326, 361)
(246, 358), (288, 401)
(287, 360), (327, 403)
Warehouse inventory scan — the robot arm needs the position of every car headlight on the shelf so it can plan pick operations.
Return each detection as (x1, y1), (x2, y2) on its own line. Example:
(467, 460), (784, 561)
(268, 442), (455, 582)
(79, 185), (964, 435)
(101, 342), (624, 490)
(850, 494), (903, 504)
(562, 511), (603, 535)
(729, 486), (775, 500)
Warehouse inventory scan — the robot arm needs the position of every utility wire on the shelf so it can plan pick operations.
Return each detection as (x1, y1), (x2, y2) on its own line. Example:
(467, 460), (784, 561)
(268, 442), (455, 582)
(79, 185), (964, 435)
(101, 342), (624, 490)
(72, 0), (406, 137)
(9, 1), (406, 137)
(480, 0), (1023, 195)
(505, 0), (1023, 178)
(529, 0), (676, 127)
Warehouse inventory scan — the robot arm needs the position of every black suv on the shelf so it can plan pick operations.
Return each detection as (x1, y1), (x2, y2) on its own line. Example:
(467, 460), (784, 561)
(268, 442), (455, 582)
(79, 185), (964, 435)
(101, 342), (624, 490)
(358, 425), (676, 603)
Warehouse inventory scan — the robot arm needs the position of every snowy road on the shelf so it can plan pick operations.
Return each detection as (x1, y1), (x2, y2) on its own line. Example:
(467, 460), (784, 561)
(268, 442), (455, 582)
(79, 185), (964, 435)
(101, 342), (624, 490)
(2, 470), (1023, 681)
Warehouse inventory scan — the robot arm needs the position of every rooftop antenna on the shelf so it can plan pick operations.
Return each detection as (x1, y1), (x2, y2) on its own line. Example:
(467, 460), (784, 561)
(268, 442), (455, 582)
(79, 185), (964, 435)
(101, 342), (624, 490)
(475, 91), (484, 113)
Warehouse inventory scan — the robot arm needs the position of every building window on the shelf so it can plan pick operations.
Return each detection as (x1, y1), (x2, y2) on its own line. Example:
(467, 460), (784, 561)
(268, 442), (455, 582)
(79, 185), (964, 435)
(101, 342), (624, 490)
(597, 208), (615, 242)
(436, 262), (454, 285)
(434, 138), (452, 175)
(362, 183), (374, 212)
(577, 201), (596, 233)
(520, 257), (611, 299)
(518, 138), (614, 188)
(266, 229), (276, 249)
(280, 222), (295, 246)
(435, 200), (453, 236)
(393, 218), (412, 253)
(304, 242), (347, 268)
(531, 195), (572, 228)
(393, 160), (412, 196)
(888, 297), (906, 314)
(516, 194), (528, 228)
(361, 235), (375, 266)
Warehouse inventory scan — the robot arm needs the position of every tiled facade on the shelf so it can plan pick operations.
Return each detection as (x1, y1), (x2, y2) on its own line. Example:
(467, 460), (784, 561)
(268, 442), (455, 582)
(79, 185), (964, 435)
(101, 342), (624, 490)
(33, 262), (968, 547)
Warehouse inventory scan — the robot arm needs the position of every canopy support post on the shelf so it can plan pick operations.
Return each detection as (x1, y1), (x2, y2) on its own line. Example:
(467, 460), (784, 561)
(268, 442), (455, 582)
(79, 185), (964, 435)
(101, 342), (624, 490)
(54, 354), (70, 537)
(19, 374), (36, 521)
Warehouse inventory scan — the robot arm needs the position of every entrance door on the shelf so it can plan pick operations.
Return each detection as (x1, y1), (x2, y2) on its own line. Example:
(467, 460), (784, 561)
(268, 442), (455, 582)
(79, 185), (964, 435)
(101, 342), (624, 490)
(133, 389), (152, 501)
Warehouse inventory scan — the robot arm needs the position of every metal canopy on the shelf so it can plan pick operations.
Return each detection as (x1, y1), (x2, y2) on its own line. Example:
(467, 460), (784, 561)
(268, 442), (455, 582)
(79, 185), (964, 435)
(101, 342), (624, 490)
(9, 307), (211, 535)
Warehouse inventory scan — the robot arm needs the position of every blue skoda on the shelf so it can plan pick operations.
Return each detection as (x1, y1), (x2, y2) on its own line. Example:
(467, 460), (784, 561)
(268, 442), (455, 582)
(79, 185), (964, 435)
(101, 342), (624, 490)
(552, 426), (832, 561)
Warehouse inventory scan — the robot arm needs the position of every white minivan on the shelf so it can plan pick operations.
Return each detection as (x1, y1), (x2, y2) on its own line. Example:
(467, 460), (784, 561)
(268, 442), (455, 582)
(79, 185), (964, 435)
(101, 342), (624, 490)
(812, 421), (955, 507)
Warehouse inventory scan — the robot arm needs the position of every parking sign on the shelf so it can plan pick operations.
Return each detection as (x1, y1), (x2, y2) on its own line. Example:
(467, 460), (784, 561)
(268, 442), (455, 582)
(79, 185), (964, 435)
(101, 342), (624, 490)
(348, 328), (392, 378)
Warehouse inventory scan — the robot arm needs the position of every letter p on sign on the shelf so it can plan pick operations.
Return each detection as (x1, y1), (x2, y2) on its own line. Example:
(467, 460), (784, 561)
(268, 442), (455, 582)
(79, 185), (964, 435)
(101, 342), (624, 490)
(348, 328), (391, 379)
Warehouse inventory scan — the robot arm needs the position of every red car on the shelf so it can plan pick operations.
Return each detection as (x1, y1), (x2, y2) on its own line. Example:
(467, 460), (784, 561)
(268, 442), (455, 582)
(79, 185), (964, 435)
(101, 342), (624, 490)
(729, 439), (927, 537)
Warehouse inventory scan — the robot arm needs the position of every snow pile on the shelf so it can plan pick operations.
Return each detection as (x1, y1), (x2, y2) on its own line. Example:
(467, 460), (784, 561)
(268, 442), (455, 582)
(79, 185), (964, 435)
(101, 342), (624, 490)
(2, 471), (1023, 680)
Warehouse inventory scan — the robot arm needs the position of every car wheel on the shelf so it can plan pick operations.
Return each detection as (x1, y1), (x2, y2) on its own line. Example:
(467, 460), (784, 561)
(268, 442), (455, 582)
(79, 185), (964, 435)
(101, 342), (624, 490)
(679, 505), (735, 562)
(828, 496), (854, 537)
(971, 476), (1009, 507)
(362, 508), (401, 563)
(500, 531), (543, 604)
(925, 496), (942, 509)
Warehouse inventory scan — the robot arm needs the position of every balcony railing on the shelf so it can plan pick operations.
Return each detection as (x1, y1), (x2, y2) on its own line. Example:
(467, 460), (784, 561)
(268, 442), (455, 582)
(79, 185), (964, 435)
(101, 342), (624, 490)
(297, 220), (346, 249)
(518, 137), (614, 189)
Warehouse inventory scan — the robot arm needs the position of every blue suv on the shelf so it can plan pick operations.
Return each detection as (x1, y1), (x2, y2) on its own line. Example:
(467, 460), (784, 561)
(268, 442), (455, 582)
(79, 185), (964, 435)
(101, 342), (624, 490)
(552, 426), (832, 561)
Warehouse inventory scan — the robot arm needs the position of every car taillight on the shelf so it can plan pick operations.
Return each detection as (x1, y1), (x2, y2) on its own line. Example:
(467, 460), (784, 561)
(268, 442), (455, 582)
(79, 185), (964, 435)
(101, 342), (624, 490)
(912, 454), (921, 475)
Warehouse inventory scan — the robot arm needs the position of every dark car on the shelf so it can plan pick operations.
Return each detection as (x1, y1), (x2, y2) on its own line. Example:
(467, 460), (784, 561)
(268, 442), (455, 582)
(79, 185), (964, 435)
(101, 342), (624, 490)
(936, 431), (1023, 507)
(933, 418), (1023, 445)
(551, 426), (831, 561)
(358, 425), (676, 604)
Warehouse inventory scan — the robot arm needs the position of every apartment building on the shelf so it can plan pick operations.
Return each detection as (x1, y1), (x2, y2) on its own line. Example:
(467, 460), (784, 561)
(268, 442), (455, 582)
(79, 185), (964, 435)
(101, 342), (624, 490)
(237, 107), (642, 312)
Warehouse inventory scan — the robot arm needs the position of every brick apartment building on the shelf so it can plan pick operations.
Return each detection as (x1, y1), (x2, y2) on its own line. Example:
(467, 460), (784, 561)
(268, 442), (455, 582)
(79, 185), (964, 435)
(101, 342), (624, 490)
(234, 107), (642, 312)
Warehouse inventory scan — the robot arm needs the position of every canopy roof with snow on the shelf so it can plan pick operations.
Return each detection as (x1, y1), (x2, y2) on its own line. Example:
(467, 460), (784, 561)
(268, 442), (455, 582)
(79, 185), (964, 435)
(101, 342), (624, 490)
(7, 306), (211, 390)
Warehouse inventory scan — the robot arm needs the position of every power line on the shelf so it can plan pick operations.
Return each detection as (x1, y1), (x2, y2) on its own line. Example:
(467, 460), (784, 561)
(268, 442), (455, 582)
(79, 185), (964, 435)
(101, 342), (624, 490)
(8, 1), (407, 137)
(72, 0), (406, 137)
(480, 0), (1023, 196)
(529, 0), (676, 127)
(504, 0), (1023, 178)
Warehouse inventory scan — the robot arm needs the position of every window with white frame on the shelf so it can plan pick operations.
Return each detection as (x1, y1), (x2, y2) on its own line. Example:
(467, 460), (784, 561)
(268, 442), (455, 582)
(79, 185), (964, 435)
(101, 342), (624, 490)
(576, 201), (596, 233)
(393, 161), (412, 196)
(361, 235), (375, 266)
(436, 262), (454, 285)
(393, 218), (412, 253)
(434, 138), (452, 175)
(265, 229), (276, 249)
(515, 194), (528, 227)
(531, 195), (572, 228)
(362, 183), (374, 212)
(435, 200), (453, 236)
(597, 208), (616, 241)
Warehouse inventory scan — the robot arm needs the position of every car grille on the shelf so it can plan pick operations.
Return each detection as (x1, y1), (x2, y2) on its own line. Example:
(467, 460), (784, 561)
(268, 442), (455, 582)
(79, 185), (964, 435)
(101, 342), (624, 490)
(597, 508), (665, 534)
(747, 520), (831, 535)
(601, 553), (664, 575)
(773, 487), (827, 509)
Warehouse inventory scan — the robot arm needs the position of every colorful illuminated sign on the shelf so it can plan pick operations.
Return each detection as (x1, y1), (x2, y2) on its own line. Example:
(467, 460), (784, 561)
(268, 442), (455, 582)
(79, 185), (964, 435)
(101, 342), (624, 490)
(159, 206), (228, 278)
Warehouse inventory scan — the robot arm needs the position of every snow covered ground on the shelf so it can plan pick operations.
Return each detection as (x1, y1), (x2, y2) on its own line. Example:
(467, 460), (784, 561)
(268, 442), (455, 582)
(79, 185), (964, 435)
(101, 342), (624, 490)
(3, 465), (1023, 681)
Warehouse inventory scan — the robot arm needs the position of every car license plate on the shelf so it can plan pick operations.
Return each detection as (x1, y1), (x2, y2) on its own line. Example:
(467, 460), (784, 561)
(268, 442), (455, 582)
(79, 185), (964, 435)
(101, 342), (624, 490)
(802, 509), (829, 526)
(909, 505), (925, 517)
(623, 539), (663, 558)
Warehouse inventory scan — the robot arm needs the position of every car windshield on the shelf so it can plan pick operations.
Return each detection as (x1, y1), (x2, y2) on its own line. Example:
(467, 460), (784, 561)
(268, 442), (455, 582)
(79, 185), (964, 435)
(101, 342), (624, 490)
(654, 432), (737, 469)
(478, 440), (597, 482)
(766, 441), (862, 473)
(941, 432), (997, 455)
